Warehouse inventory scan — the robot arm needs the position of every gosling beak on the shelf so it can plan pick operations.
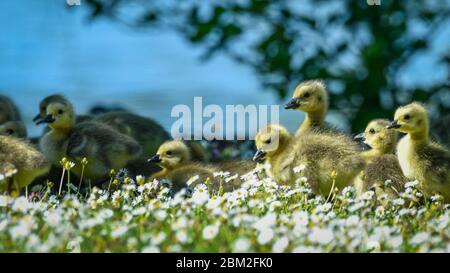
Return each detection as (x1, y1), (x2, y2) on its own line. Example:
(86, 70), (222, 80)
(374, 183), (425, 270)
(353, 133), (366, 142)
(386, 120), (400, 129)
(148, 154), (162, 163)
(253, 150), (267, 163)
(284, 99), (300, 110)
(32, 114), (42, 123)
(36, 115), (55, 125)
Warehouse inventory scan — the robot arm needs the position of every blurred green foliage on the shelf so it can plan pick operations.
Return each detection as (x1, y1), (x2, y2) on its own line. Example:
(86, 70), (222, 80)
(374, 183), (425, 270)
(81, 0), (449, 133)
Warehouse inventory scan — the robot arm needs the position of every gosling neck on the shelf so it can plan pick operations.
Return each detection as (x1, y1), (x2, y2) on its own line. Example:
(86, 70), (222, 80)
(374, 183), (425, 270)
(408, 127), (429, 146)
(361, 148), (383, 161)
(161, 165), (174, 173)
(300, 107), (326, 131)
(163, 159), (190, 172)
(50, 126), (72, 136)
(158, 168), (170, 176)
(382, 141), (396, 154)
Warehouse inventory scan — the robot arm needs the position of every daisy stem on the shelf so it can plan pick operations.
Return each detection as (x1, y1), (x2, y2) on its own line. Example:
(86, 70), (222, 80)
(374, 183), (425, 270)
(389, 185), (400, 197)
(67, 170), (71, 195)
(78, 165), (85, 192)
(59, 169), (66, 196)
(326, 177), (336, 203)
(107, 176), (113, 193)
(85, 179), (92, 199)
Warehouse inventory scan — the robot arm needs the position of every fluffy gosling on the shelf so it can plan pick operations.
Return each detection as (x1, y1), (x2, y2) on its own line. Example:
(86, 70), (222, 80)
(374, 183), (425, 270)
(0, 135), (50, 193)
(36, 95), (207, 162)
(354, 119), (406, 196)
(387, 102), (450, 201)
(254, 124), (365, 196)
(284, 80), (341, 137)
(148, 140), (218, 192)
(0, 95), (21, 125)
(34, 94), (91, 123)
(0, 120), (27, 139)
(39, 101), (142, 180)
(34, 94), (90, 134)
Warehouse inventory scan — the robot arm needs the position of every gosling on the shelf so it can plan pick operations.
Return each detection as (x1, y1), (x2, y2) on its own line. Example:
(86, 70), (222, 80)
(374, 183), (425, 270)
(0, 95), (21, 125)
(0, 120), (27, 139)
(38, 101), (142, 181)
(354, 119), (406, 197)
(254, 124), (365, 196)
(34, 94), (90, 135)
(36, 95), (207, 162)
(0, 135), (50, 193)
(387, 102), (450, 201)
(284, 80), (342, 137)
(148, 140), (218, 192)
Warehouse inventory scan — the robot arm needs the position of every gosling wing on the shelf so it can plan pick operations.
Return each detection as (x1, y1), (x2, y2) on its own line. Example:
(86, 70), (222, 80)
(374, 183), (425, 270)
(365, 154), (406, 191)
(67, 122), (142, 161)
(95, 112), (170, 155)
(421, 142), (450, 183)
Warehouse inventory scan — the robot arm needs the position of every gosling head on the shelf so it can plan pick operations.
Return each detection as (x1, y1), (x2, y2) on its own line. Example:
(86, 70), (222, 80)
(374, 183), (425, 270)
(0, 121), (27, 138)
(33, 94), (68, 123)
(148, 140), (191, 170)
(0, 95), (19, 124)
(37, 102), (75, 131)
(387, 103), (429, 136)
(285, 80), (328, 113)
(254, 124), (292, 162)
(354, 119), (397, 154)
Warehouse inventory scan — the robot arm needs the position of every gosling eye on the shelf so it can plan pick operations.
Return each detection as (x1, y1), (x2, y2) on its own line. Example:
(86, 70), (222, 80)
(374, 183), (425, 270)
(369, 128), (375, 134)
(264, 139), (271, 144)
(303, 92), (310, 98)
(404, 114), (411, 120)
(58, 109), (64, 115)
(166, 151), (173, 156)
(41, 106), (46, 112)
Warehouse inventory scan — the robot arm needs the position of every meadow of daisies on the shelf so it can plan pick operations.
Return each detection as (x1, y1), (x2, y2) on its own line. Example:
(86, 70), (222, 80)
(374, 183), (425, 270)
(1, 159), (449, 253)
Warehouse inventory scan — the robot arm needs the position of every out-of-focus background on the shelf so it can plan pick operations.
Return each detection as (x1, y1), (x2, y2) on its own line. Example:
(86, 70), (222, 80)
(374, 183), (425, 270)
(0, 0), (449, 141)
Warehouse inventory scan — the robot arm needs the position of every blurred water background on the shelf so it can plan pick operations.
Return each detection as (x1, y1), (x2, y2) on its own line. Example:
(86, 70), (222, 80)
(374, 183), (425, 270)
(0, 0), (448, 138)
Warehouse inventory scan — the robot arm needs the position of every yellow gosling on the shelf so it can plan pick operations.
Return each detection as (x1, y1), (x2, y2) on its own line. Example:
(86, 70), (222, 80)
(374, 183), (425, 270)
(0, 135), (50, 193)
(284, 80), (340, 137)
(254, 124), (365, 196)
(148, 140), (218, 192)
(39, 101), (142, 181)
(387, 102), (450, 201)
(34, 94), (90, 135)
(0, 95), (21, 125)
(0, 120), (27, 139)
(354, 119), (406, 197)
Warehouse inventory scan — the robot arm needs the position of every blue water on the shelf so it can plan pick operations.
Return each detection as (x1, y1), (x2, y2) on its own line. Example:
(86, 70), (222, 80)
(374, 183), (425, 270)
(0, 0), (448, 137)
